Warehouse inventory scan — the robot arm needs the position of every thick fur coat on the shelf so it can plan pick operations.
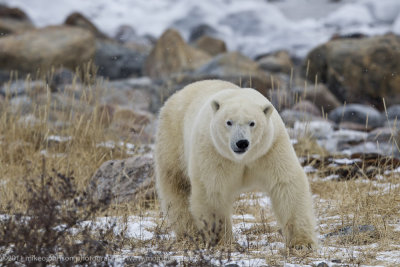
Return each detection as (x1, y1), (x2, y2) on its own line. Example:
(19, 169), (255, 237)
(155, 80), (317, 248)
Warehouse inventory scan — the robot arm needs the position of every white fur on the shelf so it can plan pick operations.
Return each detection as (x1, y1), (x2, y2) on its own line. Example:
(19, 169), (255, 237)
(155, 80), (317, 248)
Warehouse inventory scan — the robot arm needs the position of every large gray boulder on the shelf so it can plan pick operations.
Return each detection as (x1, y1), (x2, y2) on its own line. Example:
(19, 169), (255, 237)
(386, 105), (400, 120)
(292, 83), (341, 113)
(328, 104), (383, 129)
(143, 28), (211, 78)
(193, 51), (278, 96)
(65, 12), (108, 39)
(0, 26), (95, 74)
(304, 34), (400, 109)
(95, 40), (146, 79)
(0, 5), (34, 35)
(89, 154), (155, 205)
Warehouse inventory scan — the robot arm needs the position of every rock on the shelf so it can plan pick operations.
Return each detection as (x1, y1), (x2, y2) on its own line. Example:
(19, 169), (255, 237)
(0, 70), (10, 85)
(384, 120), (400, 131)
(89, 154), (154, 204)
(330, 33), (367, 40)
(0, 26), (95, 74)
(348, 142), (400, 159)
(65, 12), (108, 39)
(48, 68), (79, 92)
(193, 51), (277, 96)
(257, 50), (293, 74)
(317, 263), (329, 267)
(386, 104), (400, 120)
(9, 95), (32, 115)
(143, 29), (211, 79)
(123, 42), (152, 59)
(109, 108), (156, 143)
(325, 225), (376, 237)
(193, 35), (227, 56)
(292, 100), (321, 116)
(367, 127), (398, 143)
(60, 83), (87, 100)
(115, 26), (153, 58)
(338, 122), (370, 132)
(267, 89), (294, 112)
(332, 129), (368, 143)
(292, 83), (341, 113)
(304, 34), (400, 109)
(0, 79), (47, 97)
(43, 92), (93, 123)
(0, 5), (34, 35)
(114, 25), (154, 46)
(95, 40), (146, 79)
(294, 120), (334, 139)
(114, 25), (136, 43)
(280, 109), (320, 127)
(189, 24), (218, 42)
(112, 108), (152, 126)
(102, 77), (158, 112)
(328, 104), (383, 129)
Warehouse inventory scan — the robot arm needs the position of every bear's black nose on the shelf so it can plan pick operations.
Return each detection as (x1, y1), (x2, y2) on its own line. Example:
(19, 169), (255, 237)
(236, 139), (249, 150)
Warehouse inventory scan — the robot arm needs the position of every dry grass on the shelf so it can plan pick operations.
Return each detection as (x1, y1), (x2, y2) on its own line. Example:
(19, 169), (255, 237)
(0, 74), (399, 266)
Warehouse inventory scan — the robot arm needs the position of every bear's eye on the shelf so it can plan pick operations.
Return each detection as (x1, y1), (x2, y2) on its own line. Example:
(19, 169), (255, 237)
(226, 120), (233, 126)
(249, 121), (255, 127)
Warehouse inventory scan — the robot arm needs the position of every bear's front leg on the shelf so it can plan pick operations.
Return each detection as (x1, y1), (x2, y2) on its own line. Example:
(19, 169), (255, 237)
(189, 179), (234, 246)
(269, 176), (317, 249)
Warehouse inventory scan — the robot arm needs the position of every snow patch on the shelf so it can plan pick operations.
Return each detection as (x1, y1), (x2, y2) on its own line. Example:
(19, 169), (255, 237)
(232, 214), (255, 221)
(304, 165), (317, 173)
(324, 3), (373, 28)
(364, 0), (400, 23)
(47, 135), (72, 142)
(394, 14), (400, 34)
(294, 121), (334, 139)
(80, 216), (156, 240)
(333, 158), (361, 165)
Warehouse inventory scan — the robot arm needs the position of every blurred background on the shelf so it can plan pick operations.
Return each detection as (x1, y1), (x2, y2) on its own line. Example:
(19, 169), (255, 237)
(1, 2), (400, 265)
(0, 0), (399, 151)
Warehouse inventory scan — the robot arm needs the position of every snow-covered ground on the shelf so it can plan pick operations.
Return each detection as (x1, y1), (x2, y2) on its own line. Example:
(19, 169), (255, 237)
(81, 176), (400, 266)
(1, 0), (400, 58)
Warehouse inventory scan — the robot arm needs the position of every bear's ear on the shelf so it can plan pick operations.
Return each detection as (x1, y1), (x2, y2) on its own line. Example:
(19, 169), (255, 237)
(263, 105), (273, 117)
(211, 100), (220, 112)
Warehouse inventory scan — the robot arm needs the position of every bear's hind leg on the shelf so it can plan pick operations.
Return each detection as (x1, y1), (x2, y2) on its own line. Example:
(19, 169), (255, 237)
(156, 168), (196, 239)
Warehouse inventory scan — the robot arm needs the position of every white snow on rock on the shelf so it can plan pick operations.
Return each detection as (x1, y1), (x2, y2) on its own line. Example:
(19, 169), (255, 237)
(393, 14), (400, 34)
(324, 3), (374, 28)
(331, 129), (368, 142)
(294, 121), (334, 139)
(363, 0), (400, 23)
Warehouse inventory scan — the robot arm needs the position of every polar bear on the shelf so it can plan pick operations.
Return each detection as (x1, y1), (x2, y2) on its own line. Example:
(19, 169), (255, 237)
(155, 80), (317, 248)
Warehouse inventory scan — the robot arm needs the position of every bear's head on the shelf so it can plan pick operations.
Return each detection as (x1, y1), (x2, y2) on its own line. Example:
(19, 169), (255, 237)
(210, 88), (275, 163)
